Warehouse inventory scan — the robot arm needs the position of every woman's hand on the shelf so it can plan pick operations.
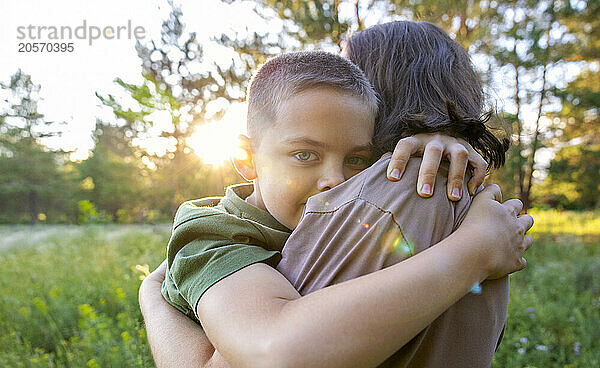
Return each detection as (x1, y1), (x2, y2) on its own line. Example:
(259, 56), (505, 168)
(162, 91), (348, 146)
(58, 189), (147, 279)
(385, 133), (488, 201)
(458, 185), (534, 280)
(140, 259), (168, 292)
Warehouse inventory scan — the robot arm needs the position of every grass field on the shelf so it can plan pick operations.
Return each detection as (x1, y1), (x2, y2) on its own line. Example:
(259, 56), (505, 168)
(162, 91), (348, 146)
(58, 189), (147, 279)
(0, 211), (598, 367)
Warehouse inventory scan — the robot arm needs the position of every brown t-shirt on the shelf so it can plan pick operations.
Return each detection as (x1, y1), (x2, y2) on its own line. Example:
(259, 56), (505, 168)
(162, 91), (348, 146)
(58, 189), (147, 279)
(277, 156), (509, 368)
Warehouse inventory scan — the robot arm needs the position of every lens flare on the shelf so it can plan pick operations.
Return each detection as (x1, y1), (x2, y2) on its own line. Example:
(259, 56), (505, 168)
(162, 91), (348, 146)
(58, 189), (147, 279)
(380, 226), (413, 259)
(471, 283), (482, 294)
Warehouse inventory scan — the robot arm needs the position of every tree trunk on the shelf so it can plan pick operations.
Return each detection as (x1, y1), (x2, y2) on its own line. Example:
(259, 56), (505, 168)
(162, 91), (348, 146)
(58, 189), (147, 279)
(29, 190), (37, 225)
(513, 61), (525, 201)
(523, 64), (548, 210)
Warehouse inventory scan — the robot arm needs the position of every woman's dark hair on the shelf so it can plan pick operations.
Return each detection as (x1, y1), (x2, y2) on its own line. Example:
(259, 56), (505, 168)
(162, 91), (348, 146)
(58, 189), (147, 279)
(345, 21), (509, 168)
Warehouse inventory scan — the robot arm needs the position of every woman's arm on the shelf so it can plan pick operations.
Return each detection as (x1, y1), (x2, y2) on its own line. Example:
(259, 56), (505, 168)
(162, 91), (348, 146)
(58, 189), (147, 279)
(197, 185), (532, 368)
(139, 261), (231, 368)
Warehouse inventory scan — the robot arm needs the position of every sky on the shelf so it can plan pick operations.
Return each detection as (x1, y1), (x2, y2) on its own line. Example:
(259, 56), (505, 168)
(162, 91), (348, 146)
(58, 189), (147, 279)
(0, 0), (264, 161)
(0, 0), (586, 168)
(1, 0), (154, 158)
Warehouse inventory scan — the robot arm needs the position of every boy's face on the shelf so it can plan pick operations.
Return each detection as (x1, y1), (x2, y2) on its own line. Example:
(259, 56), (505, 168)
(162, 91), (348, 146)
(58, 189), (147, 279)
(246, 87), (374, 230)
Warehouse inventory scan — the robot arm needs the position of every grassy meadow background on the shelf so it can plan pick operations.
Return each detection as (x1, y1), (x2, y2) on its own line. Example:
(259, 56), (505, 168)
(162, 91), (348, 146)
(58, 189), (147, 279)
(0, 210), (598, 367)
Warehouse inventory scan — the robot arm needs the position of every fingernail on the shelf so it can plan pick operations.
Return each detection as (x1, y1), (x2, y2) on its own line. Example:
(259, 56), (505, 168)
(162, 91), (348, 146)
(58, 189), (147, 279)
(389, 168), (400, 180)
(420, 183), (431, 195)
(450, 187), (460, 199)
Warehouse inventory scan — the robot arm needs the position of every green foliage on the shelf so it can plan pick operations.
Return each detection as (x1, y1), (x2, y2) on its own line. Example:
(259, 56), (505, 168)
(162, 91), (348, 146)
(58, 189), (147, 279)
(550, 69), (600, 145)
(257, 0), (349, 46)
(491, 231), (600, 367)
(77, 121), (145, 220)
(77, 201), (110, 224)
(490, 208), (600, 367)
(533, 145), (600, 210)
(0, 70), (76, 224)
(527, 209), (600, 237)
(95, 2), (249, 216)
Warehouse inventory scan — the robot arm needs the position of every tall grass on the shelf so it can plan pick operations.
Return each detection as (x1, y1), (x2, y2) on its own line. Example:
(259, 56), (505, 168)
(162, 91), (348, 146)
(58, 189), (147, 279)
(0, 225), (169, 367)
(527, 209), (600, 237)
(0, 211), (598, 367)
(491, 229), (600, 367)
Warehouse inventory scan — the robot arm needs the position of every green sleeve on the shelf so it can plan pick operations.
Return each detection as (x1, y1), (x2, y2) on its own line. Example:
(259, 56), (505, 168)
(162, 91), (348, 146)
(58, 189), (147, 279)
(162, 212), (282, 321)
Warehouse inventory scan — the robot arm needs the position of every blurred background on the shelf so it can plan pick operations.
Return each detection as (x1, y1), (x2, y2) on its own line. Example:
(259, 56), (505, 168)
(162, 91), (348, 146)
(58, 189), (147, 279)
(0, 0), (598, 367)
(1, 0), (598, 224)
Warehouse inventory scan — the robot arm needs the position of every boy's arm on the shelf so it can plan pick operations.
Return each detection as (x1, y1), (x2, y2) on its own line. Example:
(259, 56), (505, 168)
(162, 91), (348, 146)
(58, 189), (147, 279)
(139, 260), (231, 368)
(197, 185), (533, 368)
(199, 232), (482, 368)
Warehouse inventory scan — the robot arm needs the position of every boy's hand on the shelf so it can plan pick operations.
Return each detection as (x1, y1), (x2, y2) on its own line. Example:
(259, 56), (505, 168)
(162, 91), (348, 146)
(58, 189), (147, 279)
(385, 133), (487, 201)
(459, 184), (534, 280)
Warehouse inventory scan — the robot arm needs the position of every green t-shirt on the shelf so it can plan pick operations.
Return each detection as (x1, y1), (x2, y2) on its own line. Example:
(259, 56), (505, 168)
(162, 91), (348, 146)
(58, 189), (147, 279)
(161, 183), (291, 323)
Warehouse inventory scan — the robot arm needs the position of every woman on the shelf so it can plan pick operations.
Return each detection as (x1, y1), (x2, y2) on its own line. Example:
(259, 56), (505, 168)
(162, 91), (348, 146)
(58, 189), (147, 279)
(139, 21), (532, 368)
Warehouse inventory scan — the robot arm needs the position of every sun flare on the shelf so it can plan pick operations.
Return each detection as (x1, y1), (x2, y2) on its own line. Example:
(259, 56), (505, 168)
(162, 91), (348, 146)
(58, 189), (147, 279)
(187, 104), (247, 165)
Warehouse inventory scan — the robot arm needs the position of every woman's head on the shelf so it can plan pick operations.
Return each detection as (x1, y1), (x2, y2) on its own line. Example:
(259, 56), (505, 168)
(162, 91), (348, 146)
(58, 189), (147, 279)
(345, 21), (508, 168)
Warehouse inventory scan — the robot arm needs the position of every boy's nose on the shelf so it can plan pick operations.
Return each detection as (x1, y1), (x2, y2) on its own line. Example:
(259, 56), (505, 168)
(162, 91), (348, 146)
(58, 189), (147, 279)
(317, 169), (345, 192)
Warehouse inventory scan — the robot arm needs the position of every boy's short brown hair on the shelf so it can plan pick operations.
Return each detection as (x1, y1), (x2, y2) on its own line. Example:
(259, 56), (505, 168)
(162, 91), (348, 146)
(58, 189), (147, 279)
(246, 51), (378, 144)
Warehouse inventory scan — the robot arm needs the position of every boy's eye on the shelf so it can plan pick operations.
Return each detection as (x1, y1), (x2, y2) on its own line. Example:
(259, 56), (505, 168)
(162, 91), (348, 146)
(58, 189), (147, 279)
(345, 156), (369, 168)
(293, 151), (318, 162)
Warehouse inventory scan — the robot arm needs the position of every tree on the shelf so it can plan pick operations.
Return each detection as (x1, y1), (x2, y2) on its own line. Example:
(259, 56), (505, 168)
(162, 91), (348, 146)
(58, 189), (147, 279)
(551, 69), (600, 145)
(533, 144), (600, 209)
(77, 121), (145, 221)
(536, 0), (600, 209)
(469, 0), (585, 209)
(98, 1), (247, 214)
(252, 0), (351, 47)
(0, 70), (72, 224)
(548, 0), (600, 146)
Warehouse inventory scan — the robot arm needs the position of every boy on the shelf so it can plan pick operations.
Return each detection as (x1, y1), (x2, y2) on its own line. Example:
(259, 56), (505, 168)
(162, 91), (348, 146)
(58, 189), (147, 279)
(157, 50), (532, 367)
(161, 50), (378, 321)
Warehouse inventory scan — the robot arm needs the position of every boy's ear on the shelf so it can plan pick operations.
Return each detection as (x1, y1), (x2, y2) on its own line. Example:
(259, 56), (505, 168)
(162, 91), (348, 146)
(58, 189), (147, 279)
(232, 134), (257, 181)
